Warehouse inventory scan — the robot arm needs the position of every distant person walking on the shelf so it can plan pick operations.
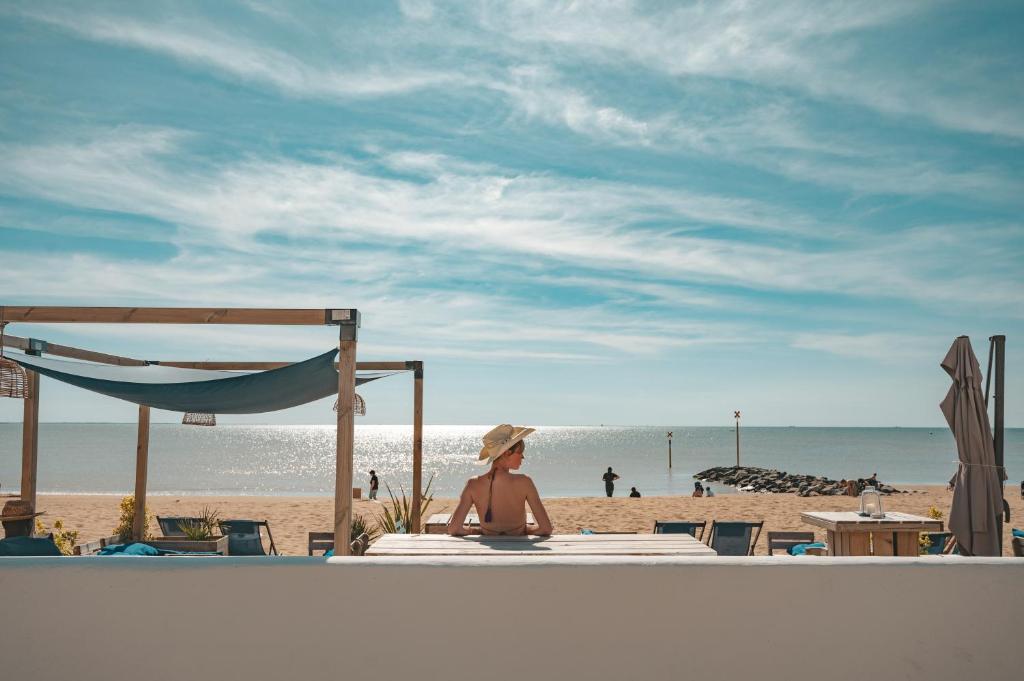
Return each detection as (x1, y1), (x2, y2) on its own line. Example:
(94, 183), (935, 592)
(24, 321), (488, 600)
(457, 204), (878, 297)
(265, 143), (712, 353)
(629, 487), (641, 498)
(602, 467), (620, 497)
(368, 470), (379, 501)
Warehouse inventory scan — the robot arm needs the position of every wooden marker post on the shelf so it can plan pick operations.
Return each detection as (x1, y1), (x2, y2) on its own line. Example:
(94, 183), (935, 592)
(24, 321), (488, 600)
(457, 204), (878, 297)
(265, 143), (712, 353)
(132, 405), (151, 541)
(734, 411), (741, 468)
(667, 431), (673, 469)
(333, 311), (360, 556)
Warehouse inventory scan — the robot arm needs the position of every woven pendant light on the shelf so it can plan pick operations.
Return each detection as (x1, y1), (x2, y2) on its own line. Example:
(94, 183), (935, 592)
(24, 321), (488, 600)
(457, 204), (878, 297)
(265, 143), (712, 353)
(333, 392), (366, 416)
(182, 412), (216, 426)
(0, 323), (31, 399)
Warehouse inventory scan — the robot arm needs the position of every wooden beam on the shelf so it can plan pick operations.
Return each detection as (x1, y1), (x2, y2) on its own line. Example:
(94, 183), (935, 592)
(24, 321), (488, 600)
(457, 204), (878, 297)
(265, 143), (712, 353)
(159, 361), (411, 371)
(3, 334), (410, 372)
(411, 362), (424, 533)
(132, 405), (151, 542)
(333, 333), (358, 556)
(2, 333), (147, 366)
(20, 371), (40, 513)
(1, 306), (346, 325)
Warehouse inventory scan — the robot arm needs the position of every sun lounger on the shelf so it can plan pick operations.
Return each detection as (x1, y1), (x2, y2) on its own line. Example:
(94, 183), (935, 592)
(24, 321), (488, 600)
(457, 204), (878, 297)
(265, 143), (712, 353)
(706, 520), (763, 556)
(219, 519), (277, 556)
(653, 520), (706, 540)
(157, 516), (201, 537)
(767, 531), (816, 556)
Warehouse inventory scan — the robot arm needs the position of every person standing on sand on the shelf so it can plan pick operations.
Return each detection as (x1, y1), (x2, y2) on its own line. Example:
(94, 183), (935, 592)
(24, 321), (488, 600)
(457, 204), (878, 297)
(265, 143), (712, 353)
(447, 424), (553, 537)
(368, 470), (379, 501)
(602, 467), (620, 497)
(629, 487), (641, 498)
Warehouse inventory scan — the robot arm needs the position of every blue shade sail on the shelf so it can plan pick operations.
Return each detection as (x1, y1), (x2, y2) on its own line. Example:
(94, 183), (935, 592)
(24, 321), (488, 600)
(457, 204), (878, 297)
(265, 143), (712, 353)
(10, 349), (389, 414)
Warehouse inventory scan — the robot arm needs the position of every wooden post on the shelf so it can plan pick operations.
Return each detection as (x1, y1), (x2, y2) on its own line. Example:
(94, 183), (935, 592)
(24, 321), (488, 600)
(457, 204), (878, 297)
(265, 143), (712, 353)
(667, 431), (672, 469)
(333, 313), (359, 555)
(411, 362), (424, 533)
(132, 405), (150, 541)
(20, 370), (40, 512)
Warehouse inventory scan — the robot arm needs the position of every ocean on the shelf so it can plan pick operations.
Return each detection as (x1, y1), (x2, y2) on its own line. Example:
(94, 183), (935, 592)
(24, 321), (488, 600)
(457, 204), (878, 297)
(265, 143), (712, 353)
(1, 424), (1021, 498)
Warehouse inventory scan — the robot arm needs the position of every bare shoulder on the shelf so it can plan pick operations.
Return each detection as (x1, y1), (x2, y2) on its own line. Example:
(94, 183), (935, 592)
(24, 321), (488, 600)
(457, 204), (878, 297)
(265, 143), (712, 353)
(510, 473), (537, 489)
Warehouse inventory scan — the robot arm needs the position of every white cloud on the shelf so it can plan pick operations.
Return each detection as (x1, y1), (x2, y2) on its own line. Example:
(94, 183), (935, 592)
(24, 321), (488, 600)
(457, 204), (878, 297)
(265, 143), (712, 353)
(3, 127), (1021, 316)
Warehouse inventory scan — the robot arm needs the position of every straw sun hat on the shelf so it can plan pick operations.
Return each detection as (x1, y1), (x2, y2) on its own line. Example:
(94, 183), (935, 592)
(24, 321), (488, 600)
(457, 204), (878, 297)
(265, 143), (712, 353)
(477, 424), (536, 465)
(1, 499), (44, 523)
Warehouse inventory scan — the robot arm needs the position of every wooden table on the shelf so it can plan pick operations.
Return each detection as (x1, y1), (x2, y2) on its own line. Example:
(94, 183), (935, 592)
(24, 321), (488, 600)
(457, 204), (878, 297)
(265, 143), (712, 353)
(366, 533), (718, 556)
(801, 511), (943, 557)
(424, 512), (534, 534)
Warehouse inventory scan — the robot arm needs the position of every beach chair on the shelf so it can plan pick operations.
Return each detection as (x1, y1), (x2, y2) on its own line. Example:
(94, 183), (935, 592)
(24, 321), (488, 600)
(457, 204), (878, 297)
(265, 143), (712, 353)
(1011, 537), (1023, 558)
(767, 531), (816, 556)
(652, 520), (706, 540)
(157, 516), (201, 537)
(308, 531), (334, 556)
(706, 520), (763, 556)
(219, 519), (277, 556)
(921, 531), (953, 556)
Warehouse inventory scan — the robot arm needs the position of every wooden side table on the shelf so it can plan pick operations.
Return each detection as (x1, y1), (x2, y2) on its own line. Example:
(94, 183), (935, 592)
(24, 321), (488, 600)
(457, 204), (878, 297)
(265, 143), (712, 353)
(801, 511), (943, 556)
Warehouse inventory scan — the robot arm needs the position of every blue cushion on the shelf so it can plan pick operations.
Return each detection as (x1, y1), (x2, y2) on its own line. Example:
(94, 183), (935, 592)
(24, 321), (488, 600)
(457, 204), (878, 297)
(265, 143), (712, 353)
(324, 549), (334, 557)
(1012, 528), (1024, 538)
(789, 542), (826, 556)
(99, 543), (160, 556)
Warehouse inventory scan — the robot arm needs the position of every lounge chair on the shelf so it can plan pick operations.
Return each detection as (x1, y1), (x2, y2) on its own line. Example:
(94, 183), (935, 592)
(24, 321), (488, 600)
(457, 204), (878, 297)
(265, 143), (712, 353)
(767, 531), (816, 556)
(308, 531), (334, 556)
(307, 532), (370, 556)
(219, 519), (277, 556)
(156, 516), (200, 537)
(652, 520), (706, 540)
(921, 531), (953, 556)
(706, 520), (763, 556)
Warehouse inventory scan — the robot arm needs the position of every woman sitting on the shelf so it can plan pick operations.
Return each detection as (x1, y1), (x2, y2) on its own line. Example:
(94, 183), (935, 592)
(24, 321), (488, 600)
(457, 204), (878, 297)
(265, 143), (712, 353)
(447, 424), (553, 536)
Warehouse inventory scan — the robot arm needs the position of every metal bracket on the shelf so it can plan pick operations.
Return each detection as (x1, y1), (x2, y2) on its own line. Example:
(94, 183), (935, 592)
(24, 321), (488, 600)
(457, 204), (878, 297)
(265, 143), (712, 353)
(333, 309), (360, 341)
(26, 338), (47, 356)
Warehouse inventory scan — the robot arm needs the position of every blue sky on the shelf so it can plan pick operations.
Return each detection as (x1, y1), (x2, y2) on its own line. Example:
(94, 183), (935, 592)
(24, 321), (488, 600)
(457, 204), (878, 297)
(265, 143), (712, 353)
(0, 1), (1021, 427)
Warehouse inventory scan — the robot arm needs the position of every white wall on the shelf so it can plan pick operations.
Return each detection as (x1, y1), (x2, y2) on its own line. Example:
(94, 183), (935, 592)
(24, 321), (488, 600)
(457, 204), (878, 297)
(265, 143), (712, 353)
(1, 556), (1020, 681)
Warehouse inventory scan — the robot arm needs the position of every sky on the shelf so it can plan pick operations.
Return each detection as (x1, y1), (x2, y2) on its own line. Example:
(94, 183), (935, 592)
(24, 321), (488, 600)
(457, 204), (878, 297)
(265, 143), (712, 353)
(0, 1), (1021, 427)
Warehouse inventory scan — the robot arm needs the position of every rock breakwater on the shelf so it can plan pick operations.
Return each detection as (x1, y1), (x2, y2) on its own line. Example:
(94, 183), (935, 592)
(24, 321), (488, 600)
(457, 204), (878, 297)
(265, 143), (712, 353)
(695, 466), (905, 496)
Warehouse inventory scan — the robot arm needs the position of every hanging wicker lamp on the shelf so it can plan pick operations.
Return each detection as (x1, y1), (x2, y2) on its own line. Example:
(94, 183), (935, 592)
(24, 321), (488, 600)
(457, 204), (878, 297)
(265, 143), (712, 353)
(333, 392), (366, 416)
(0, 323), (31, 399)
(182, 412), (217, 426)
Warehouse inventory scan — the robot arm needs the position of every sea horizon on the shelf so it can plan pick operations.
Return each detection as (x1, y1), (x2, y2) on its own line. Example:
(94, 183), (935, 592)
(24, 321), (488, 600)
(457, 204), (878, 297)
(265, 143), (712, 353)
(3, 423), (1020, 498)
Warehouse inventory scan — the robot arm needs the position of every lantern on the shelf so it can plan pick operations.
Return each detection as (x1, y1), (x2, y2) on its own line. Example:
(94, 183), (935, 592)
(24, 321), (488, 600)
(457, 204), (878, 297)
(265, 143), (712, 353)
(859, 486), (885, 519)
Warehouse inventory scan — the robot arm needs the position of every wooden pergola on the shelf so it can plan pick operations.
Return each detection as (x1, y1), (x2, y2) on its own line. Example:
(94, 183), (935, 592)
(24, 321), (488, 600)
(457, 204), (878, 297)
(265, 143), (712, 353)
(0, 306), (426, 554)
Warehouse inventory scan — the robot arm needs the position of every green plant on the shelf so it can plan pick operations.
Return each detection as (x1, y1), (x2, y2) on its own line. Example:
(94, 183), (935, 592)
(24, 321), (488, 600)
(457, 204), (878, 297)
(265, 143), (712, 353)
(920, 507), (946, 554)
(179, 506), (220, 540)
(112, 494), (154, 542)
(35, 518), (78, 556)
(352, 514), (379, 542)
(375, 473), (435, 535)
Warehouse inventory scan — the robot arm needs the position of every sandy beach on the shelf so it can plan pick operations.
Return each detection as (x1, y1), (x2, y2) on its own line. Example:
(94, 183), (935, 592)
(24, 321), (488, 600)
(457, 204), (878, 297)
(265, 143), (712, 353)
(29, 486), (1024, 556)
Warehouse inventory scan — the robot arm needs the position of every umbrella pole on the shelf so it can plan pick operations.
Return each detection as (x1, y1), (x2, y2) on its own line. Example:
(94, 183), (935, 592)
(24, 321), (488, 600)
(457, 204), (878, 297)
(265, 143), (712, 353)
(992, 335), (1008, 529)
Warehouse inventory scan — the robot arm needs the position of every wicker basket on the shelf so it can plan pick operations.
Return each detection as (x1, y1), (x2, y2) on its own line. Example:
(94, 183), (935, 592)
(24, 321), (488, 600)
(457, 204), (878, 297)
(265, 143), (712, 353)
(182, 412), (216, 426)
(0, 356), (31, 399)
(333, 392), (366, 416)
